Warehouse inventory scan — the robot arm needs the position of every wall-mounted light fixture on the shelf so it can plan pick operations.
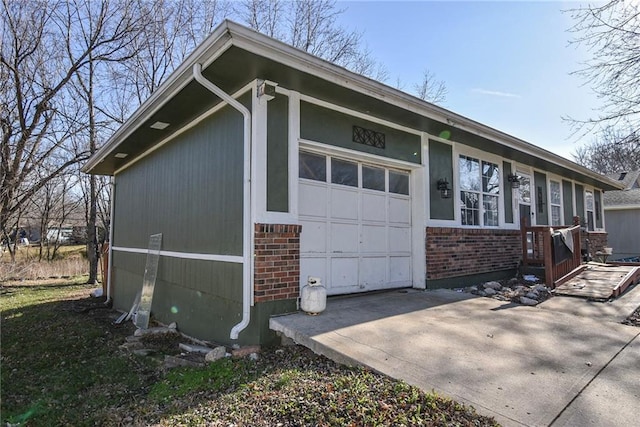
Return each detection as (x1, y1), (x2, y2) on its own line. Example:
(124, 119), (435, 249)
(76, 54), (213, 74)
(507, 173), (521, 188)
(436, 178), (452, 199)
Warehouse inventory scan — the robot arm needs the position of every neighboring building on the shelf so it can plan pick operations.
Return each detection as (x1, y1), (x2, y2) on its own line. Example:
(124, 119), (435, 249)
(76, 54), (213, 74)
(604, 170), (640, 261)
(83, 21), (623, 345)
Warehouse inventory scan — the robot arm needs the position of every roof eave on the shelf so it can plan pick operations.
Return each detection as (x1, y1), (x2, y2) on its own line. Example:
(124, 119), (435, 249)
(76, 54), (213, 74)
(84, 20), (626, 191)
(223, 22), (624, 191)
(82, 21), (236, 174)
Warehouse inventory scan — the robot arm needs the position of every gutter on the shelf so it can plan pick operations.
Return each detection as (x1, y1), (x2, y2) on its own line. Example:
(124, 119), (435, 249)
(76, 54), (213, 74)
(193, 63), (253, 340)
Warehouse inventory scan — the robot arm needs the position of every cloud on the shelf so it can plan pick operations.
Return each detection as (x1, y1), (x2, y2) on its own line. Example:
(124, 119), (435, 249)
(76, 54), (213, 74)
(472, 88), (521, 98)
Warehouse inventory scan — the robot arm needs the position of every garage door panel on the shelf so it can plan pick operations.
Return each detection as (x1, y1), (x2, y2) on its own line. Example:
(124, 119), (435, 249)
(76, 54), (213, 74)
(361, 224), (387, 253)
(389, 226), (411, 252)
(299, 183), (327, 217)
(361, 193), (386, 222)
(300, 257), (327, 287)
(300, 220), (326, 253)
(330, 223), (359, 253)
(389, 256), (412, 285)
(389, 197), (411, 224)
(330, 257), (359, 289)
(360, 257), (387, 287)
(299, 152), (413, 295)
(331, 187), (359, 220)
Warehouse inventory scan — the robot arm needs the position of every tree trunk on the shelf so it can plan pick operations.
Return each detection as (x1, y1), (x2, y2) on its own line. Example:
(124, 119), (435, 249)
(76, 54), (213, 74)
(86, 59), (99, 285)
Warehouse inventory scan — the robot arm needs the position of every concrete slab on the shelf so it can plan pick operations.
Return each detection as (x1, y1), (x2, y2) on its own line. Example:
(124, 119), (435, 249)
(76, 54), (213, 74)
(270, 289), (640, 427)
(551, 335), (640, 426)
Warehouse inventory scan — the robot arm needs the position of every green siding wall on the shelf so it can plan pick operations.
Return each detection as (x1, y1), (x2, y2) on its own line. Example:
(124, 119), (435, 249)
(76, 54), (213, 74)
(534, 171), (548, 225)
(503, 162), (514, 224)
(111, 98), (252, 343)
(113, 103), (245, 255)
(111, 251), (294, 345)
(428, 140), (454, 220)
(562, 180), (573, 225)
(116, 252), (241, 337)
(267, 94), (289, 212)
(594, 190), (603, 228)
(575, 184), (585, 221)
(300, 101), (421, 164)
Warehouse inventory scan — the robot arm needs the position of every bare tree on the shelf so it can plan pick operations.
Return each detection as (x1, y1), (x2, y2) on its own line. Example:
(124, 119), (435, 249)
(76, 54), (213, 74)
(65, 0), (145, 283)
(572, 125), (640, 174)
(236, 0), (387, 80)
(568, 0), (640, 135)
(567, 1), (640, 174)
(413, 69), (447, 105)
(1, 0), (87, 260)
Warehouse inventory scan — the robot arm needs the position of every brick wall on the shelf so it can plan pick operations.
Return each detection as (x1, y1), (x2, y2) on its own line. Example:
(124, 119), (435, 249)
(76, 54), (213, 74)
(426, 227), (522, 280)
(583, 231), (608, 256)
(254, 224), (302, 303)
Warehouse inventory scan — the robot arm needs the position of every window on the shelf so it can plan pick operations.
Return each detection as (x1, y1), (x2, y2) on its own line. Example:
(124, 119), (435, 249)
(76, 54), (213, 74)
(362, 166), (385, 191)
(459, 155), (499, 226)
(585, 190), (595, 231)
(550, 180), (562, 226)
(299, 152), (326, 181)
(331, 158), (357, 187)
(389, 170), (409, 195)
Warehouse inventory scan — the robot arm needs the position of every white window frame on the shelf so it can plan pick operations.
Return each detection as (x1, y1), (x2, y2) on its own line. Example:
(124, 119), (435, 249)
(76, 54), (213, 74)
(456, 151), (502, 228)
(548, 178), (563, 226)
(585, 189), (595, 231)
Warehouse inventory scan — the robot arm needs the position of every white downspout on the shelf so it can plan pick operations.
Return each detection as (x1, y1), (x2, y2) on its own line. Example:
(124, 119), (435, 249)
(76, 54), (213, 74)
(105, 178), (115, 303)
(193, 63), (252, 340)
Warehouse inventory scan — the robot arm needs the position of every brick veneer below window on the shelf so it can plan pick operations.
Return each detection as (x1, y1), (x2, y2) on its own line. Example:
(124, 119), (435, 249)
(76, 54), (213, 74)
(426, 227), (521, 280)
(254, 224), (302, 303)
(583, 231), (608, 256)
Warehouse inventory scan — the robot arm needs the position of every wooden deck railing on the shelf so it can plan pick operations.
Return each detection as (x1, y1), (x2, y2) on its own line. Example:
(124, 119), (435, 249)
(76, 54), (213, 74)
(521, 219), (582, 288)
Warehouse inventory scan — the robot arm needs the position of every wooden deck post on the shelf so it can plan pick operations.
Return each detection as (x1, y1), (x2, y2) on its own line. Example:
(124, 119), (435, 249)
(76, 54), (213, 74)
(543, 229), (553, 287)
(521, 217), (529, 268)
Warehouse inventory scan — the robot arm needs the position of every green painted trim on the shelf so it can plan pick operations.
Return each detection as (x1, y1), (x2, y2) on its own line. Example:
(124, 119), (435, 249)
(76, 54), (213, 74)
(562, 180), (573, 225)
(503, 161), (514, 224)
(429, 140), (454, 220)
(534, 171), (548, 225)
(426, 269), (518, 289)
(267, 94), (289, 212)
(575, 184), (585, 220)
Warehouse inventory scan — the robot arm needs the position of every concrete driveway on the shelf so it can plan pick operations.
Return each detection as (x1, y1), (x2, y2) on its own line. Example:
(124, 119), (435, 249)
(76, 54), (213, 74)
(270, 288), (640, 427)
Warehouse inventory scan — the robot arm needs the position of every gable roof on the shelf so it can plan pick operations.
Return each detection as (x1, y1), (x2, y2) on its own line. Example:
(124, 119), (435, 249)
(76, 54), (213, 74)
(83, 20), (623, 191)
(604, 170), (640, 207)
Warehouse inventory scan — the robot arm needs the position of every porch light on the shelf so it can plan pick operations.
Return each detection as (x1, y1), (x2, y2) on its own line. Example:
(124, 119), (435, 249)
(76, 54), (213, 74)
(437, 178), (452, 199)
(508, 173), (521, 188)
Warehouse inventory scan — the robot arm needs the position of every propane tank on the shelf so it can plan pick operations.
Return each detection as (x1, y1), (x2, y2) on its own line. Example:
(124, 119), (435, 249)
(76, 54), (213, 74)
(300, 276), (326, 315)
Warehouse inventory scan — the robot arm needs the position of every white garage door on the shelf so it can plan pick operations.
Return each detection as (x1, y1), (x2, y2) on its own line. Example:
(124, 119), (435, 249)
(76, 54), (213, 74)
(299, 151), (412, 295)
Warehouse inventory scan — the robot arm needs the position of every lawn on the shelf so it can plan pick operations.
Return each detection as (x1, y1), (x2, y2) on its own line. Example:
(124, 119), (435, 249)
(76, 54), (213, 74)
(1, 277), (499, 426)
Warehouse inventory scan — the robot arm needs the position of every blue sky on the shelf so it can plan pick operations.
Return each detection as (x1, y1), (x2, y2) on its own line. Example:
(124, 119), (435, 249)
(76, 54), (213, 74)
(337, 1), (601, 160)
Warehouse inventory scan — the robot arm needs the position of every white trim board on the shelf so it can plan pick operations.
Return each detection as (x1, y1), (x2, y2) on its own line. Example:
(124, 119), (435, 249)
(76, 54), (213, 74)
(112, 246), (244, 264)
(299, 139), (422, 171)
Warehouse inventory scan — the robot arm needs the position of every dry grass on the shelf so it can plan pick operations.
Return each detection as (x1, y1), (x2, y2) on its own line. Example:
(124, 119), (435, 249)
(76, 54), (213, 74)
(0, 245), (89, 282)
(1, 279), (499, 427)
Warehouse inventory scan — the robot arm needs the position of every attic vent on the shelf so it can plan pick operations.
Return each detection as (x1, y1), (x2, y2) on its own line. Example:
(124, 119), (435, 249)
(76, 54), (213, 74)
(618, 172), (627, 180)
(353, 125), (385, 149)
